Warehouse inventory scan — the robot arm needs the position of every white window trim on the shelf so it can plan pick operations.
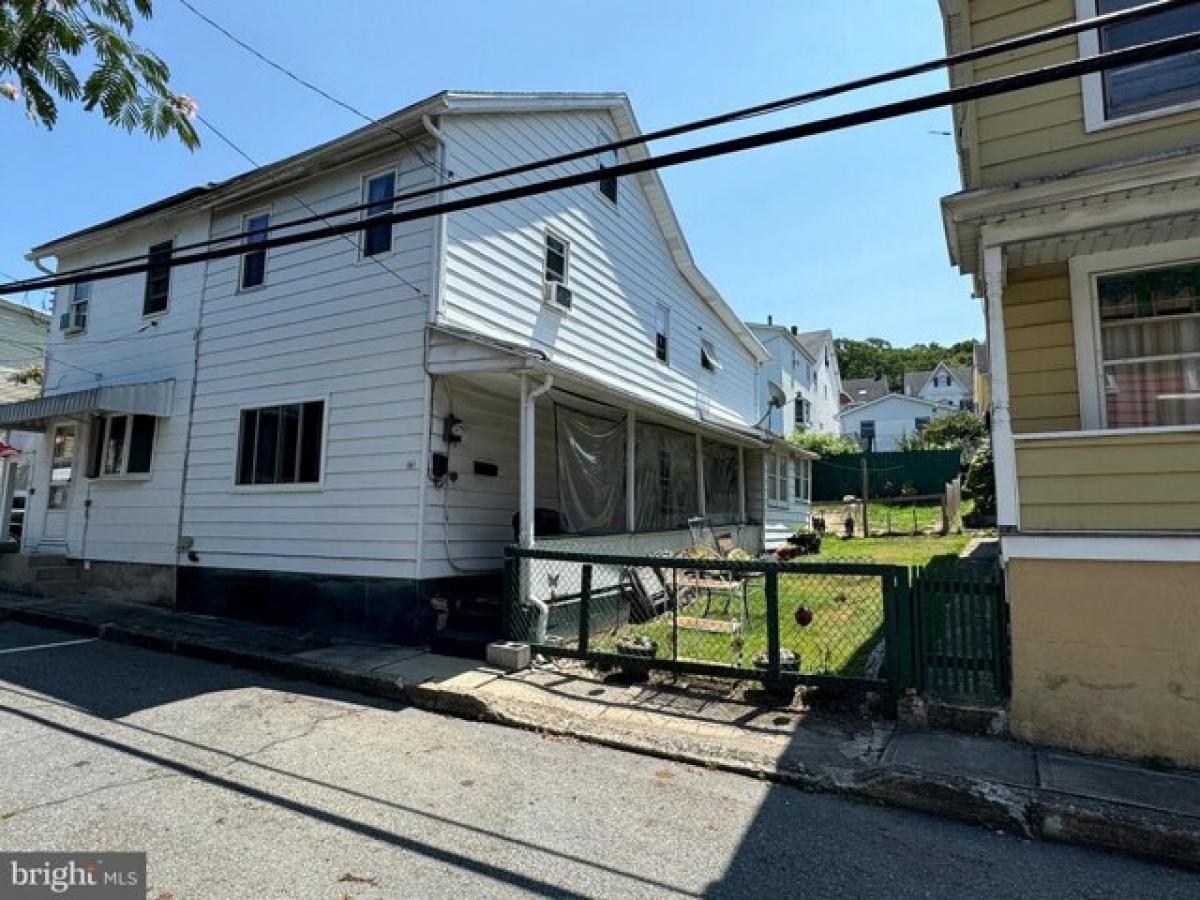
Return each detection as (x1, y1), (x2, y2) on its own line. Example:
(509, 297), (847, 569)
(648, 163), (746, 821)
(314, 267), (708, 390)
(1076, 0), (1200, 133)
(767, 451), (790, 507)
(655, 303), (671, 366)
(543, 229), (571, 285)
(230, 396), (330, 493)
(142, 236), (176, 320)
(92, 414), (156, 481)
(359, 168), (398, 262)
(237, 208), (272, 293)
(1068, 234), (1200, 430)
(64, 282), (89, 335)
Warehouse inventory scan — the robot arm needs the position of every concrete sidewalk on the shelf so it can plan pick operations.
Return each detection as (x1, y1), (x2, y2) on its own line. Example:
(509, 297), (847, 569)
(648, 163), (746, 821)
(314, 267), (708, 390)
(1, 590), (1198, 870)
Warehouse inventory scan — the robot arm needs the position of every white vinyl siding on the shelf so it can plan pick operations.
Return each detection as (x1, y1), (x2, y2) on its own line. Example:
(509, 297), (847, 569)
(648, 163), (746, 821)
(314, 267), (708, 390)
(181, 143), (437, 578)
(437, 109), (759, 431)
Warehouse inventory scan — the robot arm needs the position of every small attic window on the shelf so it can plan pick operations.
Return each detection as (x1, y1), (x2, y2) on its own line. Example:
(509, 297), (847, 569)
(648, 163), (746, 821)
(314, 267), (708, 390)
(700, 337), (720, 372)
(597, 134), (618, 206)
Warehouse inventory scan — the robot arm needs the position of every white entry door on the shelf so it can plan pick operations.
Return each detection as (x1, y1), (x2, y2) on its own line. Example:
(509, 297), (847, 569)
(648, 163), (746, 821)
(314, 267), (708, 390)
(43, 422), (77, 542)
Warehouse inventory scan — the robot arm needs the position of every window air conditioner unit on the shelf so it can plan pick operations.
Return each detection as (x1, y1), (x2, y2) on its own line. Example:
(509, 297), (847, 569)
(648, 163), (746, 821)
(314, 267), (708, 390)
(543, 280), (573, 311)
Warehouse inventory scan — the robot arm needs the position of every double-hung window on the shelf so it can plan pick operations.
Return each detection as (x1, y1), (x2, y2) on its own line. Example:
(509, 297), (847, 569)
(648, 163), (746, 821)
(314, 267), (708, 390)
(1094, 261), (1200, 428)
(143, 240), (172, 316)
(655, 304), (670, 363)
(63, 282), (89, 333)
(544, 233), (569, 283)
(1081, 0), (1200, 127)
(793, 458), (810, 502)
(767, 453), (788, 503)
(236, 401), (325, 486)
(240, 212), (269, 289)
(88, 414), (156, 478)
(362, 171), (396, 257)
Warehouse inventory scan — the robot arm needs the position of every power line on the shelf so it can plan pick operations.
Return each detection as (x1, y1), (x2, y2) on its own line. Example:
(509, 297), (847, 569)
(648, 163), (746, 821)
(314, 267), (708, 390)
(197, 113), (424, 296)
(175, 0), (444, 179)
(10, 0), (1190, 289)
(6, 21), (1200, 294)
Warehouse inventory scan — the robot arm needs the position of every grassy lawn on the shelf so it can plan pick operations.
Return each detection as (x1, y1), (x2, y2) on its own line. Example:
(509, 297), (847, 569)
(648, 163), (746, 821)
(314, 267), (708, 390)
(591, 531), (974, 676)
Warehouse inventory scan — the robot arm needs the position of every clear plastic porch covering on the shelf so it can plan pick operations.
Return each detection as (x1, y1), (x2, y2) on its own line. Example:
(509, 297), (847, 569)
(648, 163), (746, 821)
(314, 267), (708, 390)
(555, 405), (627, 534)
(634, 422), (697, 531)
(703, 439), (740, 526)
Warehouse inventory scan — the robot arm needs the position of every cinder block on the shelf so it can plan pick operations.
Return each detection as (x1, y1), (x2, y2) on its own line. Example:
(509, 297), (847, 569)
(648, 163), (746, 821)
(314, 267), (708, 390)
(486, 641), (531, 672)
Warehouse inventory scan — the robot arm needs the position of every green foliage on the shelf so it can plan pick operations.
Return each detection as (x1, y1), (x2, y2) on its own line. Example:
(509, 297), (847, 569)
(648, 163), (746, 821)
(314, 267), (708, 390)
(7, 363), (43, 386)
(895, 430), (926, 452)
(835, 337), (977, 391)
(963, 439), (996, 521)
(920, 410), (988, 451)
(788, 430), (859, 457)
(0, 0), (198, 148)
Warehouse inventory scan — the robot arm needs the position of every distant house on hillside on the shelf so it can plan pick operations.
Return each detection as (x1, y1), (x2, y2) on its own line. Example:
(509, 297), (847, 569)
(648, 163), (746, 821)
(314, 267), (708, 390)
(839, 392), (951, 453)
(903, 361), (975, 410)
(746, 321), (842, 436)
(841, 376), (889, 407)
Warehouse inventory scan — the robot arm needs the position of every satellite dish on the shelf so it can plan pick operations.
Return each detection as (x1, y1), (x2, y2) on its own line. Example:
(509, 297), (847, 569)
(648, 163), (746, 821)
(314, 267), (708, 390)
(768, 381), (788, 408)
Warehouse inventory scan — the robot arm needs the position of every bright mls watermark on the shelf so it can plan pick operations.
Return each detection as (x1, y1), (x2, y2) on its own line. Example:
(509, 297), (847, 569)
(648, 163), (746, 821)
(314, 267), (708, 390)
(0, 853), (145, 899)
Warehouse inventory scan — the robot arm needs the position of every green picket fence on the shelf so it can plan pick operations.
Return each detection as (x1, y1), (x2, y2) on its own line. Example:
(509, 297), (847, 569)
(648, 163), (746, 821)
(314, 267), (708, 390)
(911, 565), (1009, 700)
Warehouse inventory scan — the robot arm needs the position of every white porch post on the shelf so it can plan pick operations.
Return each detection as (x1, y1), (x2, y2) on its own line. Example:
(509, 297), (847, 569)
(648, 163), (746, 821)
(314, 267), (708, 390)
(0, 456), (13, 541)
(737, 446), (746, 524)
(695, 433), (705, 517)
(983, 244), (1020, 533)
(518, 375), (536, 548)
(625, 409), (636, 533)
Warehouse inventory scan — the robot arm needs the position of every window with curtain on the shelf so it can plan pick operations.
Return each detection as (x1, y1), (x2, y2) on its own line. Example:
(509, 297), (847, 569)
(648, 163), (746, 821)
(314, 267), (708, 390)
(1097, 262), (1200, 428)
(702, 440), (740, 526)
(635, 422), (696, 530)
(555, 405), (627, 534)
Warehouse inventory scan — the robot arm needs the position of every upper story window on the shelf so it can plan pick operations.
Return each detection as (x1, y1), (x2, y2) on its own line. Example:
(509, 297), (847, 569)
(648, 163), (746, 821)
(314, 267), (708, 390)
(544, 233), (569, 283)
(1081, 0), (1200, 128)
(143, 240), (172, 316)
(795, 397), (811, 425)
(1095, 261), (1200, 428)
(700, 336), (720, 371)
(240, 212), (269, 289)
(62, 281), (89, 334)
(236, 400), (325, 486)
(362, 171), (396, 257)
(655, 304), (670, 363)
(597, 142), (619, 206)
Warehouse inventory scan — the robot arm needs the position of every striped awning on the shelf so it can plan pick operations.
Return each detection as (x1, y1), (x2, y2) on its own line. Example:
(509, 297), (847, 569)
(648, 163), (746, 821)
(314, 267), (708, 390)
(0, 379), (175, 431)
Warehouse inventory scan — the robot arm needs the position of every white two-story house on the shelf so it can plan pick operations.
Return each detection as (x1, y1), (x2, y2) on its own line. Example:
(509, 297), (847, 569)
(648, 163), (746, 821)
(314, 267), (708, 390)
(0, 92), (796, 644)
(903, 361), (976, 410)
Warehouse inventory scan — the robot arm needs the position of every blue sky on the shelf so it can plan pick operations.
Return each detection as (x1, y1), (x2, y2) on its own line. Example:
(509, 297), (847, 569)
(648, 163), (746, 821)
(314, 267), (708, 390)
(1, 0), (980, 345)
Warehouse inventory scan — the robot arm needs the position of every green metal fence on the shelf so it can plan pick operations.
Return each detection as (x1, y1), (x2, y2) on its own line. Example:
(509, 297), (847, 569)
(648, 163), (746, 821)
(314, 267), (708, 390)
(812, 449), (962, 501)
(912, 565), (1009, 700)
(503, 546), (913, 691)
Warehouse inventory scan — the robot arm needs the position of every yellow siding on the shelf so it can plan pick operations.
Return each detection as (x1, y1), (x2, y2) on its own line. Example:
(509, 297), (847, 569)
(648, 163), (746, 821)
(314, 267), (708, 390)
(965, 0), (1200, 187)
(1002, 263), (1080, 434)
(1017, 430), (1200, 530)
(1009, 558), (1200, 767)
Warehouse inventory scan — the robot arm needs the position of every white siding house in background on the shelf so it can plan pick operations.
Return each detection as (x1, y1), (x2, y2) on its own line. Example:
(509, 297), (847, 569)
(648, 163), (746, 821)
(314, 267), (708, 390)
(839, 393), (952, 453)
(903, 361), (975, 410)
(0, 298), (49, 542)
(0, 91), (794, 643)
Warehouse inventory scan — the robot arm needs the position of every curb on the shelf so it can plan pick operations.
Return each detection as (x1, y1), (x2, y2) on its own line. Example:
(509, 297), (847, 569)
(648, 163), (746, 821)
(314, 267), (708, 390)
(4, 601), (1198, 871)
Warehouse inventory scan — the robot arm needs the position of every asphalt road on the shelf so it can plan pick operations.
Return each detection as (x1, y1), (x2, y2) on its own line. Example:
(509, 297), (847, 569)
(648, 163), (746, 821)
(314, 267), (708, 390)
(0, 621), (1197, 899)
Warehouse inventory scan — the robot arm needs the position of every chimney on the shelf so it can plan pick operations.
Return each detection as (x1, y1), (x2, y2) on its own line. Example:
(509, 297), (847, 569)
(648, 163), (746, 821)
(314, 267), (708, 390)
(767, 314), (773, 325)
(791, 325), (798, 335)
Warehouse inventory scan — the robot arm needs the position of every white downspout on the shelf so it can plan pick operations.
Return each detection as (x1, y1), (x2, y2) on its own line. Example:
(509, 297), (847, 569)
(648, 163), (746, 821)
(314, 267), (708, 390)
(519, 373), (553, 642)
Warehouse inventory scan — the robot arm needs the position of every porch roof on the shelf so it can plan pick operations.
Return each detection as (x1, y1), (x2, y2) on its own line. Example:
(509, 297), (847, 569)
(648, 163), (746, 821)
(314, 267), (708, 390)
(0, 379), (175, 431)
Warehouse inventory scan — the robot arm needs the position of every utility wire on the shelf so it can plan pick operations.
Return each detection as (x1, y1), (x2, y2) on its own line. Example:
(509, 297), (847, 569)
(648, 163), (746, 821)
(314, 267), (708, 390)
(11, 0), (1190, 288)
(7, 17), (1200, 294)
(197, 113), (424, 296)
(175, 0), (444, 179)
(8, 0), (1190, 288)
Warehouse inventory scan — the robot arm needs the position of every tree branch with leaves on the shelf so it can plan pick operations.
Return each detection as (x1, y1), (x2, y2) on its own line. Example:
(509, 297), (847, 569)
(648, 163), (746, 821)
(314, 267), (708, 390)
(0, 0), (198, 147)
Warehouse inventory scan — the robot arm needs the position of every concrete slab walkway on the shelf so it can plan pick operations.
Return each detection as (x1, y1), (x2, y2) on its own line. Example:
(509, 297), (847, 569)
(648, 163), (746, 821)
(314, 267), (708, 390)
(1, 590), (1199, 870)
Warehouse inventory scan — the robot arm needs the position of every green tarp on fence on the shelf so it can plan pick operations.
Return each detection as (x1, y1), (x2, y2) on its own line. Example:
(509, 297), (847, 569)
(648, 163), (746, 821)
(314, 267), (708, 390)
(812, 449), (962, 501)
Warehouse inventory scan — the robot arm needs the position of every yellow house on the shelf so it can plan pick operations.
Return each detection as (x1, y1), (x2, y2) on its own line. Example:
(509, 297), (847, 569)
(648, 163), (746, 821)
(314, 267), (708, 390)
(939, 0), (1200, 765)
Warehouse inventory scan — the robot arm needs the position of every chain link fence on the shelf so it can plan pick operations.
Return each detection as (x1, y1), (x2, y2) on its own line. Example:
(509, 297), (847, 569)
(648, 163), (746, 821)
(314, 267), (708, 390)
(503, 547), (911, 689)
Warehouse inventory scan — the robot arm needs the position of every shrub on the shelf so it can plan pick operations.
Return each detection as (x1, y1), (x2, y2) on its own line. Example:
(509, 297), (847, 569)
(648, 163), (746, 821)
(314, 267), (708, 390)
(963, 438), (996, 523)
(788, 431), (859, 457)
